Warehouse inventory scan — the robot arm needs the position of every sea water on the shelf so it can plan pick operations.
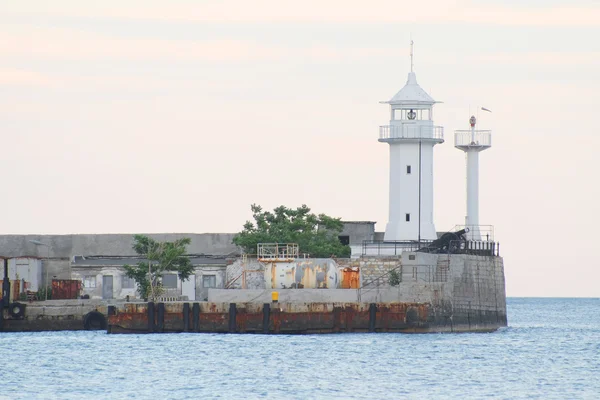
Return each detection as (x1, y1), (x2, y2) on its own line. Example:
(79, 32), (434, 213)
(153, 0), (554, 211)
(1, 298), (599, 399)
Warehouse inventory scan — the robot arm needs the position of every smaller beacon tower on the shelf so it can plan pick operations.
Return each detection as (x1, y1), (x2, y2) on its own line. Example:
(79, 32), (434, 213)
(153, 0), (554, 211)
(454, 115), (492, 240)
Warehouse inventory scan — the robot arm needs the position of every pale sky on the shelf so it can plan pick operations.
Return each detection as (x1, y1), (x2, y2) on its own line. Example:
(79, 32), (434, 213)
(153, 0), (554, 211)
(2, 1), (599, 297)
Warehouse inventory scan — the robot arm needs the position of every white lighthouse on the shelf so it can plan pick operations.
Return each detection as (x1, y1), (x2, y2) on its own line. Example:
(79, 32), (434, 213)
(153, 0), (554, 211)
(454, 114), (492, 240)
(379, 43), (444, 241)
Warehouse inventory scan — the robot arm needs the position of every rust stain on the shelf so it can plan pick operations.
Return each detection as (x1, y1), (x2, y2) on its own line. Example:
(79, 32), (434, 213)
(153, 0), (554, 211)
(51, 279), (82, 300)
(341, 267), (360, 289)
(108, 302), (431, 334)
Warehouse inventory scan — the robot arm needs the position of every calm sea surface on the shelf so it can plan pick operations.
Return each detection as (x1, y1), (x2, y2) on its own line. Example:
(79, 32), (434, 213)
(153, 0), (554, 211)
(1, 298), (599, 400)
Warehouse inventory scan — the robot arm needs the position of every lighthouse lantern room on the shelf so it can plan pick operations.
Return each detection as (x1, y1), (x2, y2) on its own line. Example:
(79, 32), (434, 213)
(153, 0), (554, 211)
(379, 42), (444, 242)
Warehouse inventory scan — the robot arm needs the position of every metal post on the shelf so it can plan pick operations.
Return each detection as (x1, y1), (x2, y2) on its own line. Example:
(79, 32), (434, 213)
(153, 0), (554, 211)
(157, 303), (165, 333)
(228, 303), (237, 333)
(2, 258), (10, 308)
(262, 303), (270, 334)
(147, 302), (155, 333)
(192, 302), (200, 332)
(418, 139), (422, 243)
(183, 302), (190, 331)
(369, 303), (377, 333)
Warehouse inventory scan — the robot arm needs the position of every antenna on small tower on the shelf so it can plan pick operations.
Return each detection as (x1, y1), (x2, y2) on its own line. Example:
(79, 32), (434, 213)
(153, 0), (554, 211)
(410, 40), (414, 72)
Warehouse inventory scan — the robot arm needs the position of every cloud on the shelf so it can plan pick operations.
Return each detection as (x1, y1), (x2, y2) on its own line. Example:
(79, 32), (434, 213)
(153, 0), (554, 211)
(5, 1), (600, 26)
(0, 26), (276, 62)
(471, 52), (600, 66)
(0, 25), (391, 63)
(0, 68), (55, 87)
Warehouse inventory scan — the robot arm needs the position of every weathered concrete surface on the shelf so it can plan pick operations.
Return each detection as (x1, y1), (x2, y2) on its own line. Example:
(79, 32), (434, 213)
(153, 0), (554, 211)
(225, 258), (265, 290)
(0, 232), (238, 288)
(0, 233), (238, 259)
(208, 287), (443, 303)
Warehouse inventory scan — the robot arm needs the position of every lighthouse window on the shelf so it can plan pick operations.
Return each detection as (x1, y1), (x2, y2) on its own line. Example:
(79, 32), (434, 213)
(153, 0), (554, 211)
(406, 165), (412, 174)
(405, 214), (411, 222)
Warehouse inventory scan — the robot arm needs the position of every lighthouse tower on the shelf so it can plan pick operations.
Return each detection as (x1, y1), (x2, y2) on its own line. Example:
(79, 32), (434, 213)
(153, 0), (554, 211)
(379, 44), (444, 241)
(454, 115), (492, 240)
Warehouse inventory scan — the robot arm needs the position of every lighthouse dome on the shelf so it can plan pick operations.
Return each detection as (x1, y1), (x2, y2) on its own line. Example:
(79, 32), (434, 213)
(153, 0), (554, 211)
(384, 72), (435, 105)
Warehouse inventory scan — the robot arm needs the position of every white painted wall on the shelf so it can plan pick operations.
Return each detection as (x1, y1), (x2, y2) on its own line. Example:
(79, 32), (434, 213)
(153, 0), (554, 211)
(385, 139), (438, 241)
(181, 275), (196, 300)
(8, 257), (43, 291)
(466, 150), (481, 240)
(380, 72), (442, 242)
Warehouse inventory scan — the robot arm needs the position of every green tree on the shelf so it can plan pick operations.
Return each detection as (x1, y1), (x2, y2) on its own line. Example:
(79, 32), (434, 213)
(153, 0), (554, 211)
(388, 269), (401, 287)
(233, 204), (351, 258)
(124, 235), (194, 301)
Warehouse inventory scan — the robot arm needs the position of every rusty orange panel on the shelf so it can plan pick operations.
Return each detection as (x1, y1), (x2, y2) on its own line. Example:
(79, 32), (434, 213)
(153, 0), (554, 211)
(52, 279), (82, 300)
(341, 267), (360, 289)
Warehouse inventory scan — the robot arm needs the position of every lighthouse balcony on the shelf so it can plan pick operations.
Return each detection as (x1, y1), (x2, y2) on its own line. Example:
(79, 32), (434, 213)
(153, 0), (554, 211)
(379, 125), (444, 142)
(454, 130), (492, 150)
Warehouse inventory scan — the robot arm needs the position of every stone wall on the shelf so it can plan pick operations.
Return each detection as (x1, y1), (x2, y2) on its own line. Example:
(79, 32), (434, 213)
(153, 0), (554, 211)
(446, 254), (507, 327)
(212, 252), (507, 331)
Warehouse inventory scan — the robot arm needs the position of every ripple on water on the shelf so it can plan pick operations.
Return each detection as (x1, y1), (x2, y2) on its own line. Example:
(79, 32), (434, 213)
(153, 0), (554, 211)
(1, 298), (599, 399)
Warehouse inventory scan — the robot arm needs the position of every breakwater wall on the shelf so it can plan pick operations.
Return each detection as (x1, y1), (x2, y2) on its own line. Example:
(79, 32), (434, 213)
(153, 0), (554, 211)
(1, 300), (110, 332)
(2, 253), (506, 333)
(107, 298), (500, 334)
(108, 301), (435, 334)
(215, 252), (507, 331)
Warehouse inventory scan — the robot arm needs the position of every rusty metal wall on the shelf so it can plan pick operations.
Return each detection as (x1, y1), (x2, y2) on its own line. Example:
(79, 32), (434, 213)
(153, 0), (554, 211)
(107, 301), (437, 334)
(263, 259), (340, 289)
(11, 280), (20, 301)
(340, 267), (360, 289)
(52, 279), (82, 300)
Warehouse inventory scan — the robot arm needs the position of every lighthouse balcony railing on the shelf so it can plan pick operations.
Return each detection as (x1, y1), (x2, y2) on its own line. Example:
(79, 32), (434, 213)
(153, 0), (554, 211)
(454, 130), (492, 147)
(379, 125), (444, 140)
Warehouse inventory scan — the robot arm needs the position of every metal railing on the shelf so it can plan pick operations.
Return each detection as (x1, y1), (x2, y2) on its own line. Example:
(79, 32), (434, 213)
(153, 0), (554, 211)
(362, 239), (500, 257)
(448, 240), (500, 257)
(361, 240), (433, 257)
(454, 130), (491, 147)
(407, 264), (449, 283)
(257, 243), (299, 261)
(379, 125), (444, 141)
